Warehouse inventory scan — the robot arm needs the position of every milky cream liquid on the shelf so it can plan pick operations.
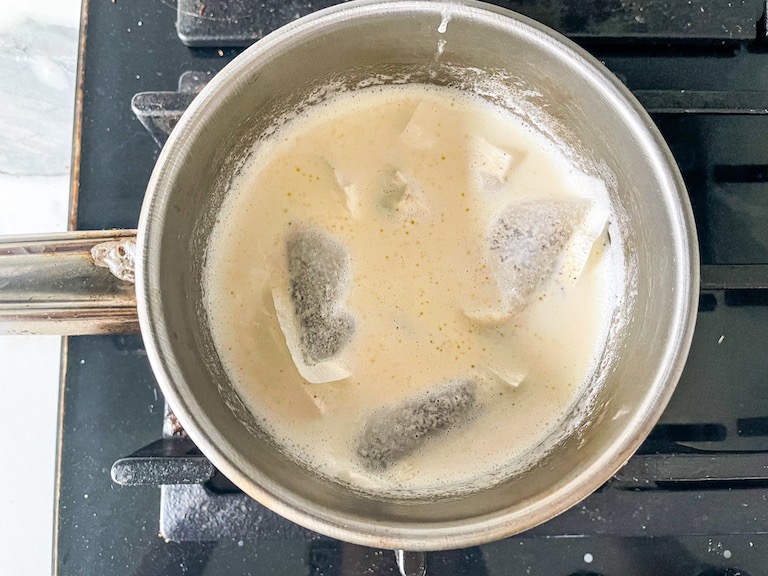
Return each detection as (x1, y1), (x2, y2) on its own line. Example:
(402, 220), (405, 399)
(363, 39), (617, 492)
(204, 84), (623, 497)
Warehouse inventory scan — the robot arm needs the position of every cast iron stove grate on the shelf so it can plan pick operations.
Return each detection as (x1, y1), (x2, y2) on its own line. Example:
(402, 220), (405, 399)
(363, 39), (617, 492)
(115, 0), (768, 543)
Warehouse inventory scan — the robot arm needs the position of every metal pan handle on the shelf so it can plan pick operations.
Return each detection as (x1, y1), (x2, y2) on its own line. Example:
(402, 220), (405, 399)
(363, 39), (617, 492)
(395, 550), (427, 576)
(0, 230), (139, 335)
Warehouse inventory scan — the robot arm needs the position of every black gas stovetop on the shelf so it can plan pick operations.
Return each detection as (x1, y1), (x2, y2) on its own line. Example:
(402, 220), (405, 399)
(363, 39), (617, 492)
(56, 1), (768, 574)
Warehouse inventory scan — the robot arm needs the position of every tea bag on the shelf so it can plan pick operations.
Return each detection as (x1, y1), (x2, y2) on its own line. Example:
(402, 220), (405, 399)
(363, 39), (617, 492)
(330, 164), (362, 218)
(356, 379), (477, 470)
(400, 101), (442, 150)
(559, 187), (610, 286)
(468, 136), (526, 194)
(481, 365), (526, 389)
(274, 227), (355, 384)
(466, 199), (585, 324)
(380, 169), (429, 217)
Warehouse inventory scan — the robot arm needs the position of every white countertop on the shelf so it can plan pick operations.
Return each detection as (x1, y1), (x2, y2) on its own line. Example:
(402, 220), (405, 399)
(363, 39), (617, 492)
(0, 1), (81, 574)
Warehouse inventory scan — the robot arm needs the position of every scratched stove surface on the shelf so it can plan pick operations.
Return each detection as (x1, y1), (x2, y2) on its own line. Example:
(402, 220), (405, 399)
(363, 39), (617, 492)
(56, 0), (768, 575)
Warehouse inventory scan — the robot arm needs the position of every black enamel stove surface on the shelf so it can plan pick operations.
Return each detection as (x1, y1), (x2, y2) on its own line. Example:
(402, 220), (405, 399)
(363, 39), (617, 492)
(57, 1), (768, 574)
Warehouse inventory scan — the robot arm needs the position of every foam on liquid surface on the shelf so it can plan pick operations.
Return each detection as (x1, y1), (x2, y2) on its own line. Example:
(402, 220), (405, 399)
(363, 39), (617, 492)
(203, 84), (623, 497)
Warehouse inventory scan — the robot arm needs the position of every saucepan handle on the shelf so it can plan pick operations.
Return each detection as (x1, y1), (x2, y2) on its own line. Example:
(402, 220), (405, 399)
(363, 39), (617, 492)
(395, 550), (427, 576)
(0, 230), (139, 335)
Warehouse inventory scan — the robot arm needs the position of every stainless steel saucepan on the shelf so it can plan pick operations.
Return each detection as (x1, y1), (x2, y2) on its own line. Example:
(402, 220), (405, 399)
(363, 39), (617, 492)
(0, 0), (698, 569)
